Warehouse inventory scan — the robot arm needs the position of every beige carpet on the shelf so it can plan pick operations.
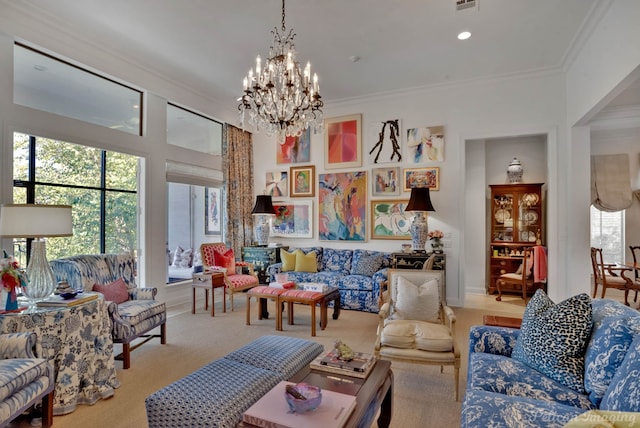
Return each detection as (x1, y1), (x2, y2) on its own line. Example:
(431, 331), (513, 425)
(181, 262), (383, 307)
(12, 293), (527, 428)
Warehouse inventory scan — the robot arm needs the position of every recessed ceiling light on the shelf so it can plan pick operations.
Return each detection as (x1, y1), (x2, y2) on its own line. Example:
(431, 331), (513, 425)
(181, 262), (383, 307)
(457, 31), (471, 40)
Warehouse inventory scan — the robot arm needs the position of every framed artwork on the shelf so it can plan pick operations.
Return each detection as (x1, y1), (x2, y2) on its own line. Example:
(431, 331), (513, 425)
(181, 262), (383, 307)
(370, 199), (412, 240)
(406, 126), (445, 163)
(205, 187), (222, 235)
(403, 167), (440, 191)
(265, 170), (288, 198)
(276, 128), (311, 164)
(271, 200), (313, 238)
(372, 167), (400, 196)
(318, 171), (367, 241)
(290, 165), (315, 197)
(324, 114), (362, 169)
(368, 119), (402, 164)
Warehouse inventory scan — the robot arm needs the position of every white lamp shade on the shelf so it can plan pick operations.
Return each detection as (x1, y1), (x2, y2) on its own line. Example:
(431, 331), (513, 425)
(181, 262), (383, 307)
(0, 204), (73, 238)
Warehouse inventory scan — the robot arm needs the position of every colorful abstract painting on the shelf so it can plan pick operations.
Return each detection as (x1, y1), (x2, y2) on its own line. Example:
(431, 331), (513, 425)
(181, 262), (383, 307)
(406, 125), (445, 163)
(271, 201), (313, 238)
(370, 200), (412, 239)
(403, 167), (440, 191)
(324, 114), (362, 169)
(276, 128), (311, 164)
(318, 171), (367, 241)
(265, 170), (288, 198)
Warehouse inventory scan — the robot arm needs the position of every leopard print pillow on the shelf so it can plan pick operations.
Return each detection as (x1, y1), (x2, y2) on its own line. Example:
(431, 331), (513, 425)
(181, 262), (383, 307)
(512, 289), (592, 393)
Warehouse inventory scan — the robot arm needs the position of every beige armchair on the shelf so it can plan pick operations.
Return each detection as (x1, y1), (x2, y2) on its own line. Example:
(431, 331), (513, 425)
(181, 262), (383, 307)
(375, 269), (460, 400)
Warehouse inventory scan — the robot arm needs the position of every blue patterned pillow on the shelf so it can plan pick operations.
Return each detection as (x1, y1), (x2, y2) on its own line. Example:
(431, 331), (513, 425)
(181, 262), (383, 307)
(600, 334), (640, 411)
(351, 250), (383, 277)
(512, 289), (592, 393)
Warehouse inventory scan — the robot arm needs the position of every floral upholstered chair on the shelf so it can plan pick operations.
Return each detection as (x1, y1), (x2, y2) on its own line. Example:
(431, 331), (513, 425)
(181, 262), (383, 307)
(50, 253), (166, 369)
(375, 269), (460, 400)
(0, 332), (54, 428)
(200, 243), (259, 311)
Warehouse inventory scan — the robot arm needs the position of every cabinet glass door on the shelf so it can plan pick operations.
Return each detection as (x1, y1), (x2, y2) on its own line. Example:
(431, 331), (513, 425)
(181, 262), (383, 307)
(492, 193), (513, 242)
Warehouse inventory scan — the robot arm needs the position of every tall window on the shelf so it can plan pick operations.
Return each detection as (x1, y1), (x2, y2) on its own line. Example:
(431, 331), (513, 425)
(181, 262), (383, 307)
(13, 133), (139, 262)
(590, 205), (625, 264)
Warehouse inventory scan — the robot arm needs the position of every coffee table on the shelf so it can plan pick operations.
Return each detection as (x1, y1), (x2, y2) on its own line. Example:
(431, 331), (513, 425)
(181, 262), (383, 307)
(278, 287), (341, 336)
(294, 359), (393, 427)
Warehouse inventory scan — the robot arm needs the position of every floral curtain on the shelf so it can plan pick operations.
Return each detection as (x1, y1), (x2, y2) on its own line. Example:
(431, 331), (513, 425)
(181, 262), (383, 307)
(223, 124), (254, 255)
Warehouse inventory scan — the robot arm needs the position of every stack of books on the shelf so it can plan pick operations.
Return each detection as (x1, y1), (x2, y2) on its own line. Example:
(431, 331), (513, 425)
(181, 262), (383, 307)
(242, 381), (356, 428)
(269, 281), (295, 289)
(310, 349), (377, 379)
(299, 282), (328, 292)
(36, 293), (98, 308)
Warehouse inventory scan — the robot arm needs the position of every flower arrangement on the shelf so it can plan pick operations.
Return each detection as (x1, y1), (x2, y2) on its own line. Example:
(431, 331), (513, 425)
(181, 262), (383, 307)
(427, 230), (444, 240)
(0, 252), (28, 311)
(427, 230), (444, 252)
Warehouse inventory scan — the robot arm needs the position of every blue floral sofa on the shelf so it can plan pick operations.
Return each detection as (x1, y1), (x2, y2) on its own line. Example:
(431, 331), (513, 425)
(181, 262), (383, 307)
(461, 293), (640, 427)
(265, 246), (391, 313)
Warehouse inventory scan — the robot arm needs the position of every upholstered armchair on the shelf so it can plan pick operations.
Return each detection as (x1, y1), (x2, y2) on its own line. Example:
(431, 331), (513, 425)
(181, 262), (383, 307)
(375, 269), (460, 400)
(0, 332), (54, 428)
(50, 254), (166, 369)
(200, 243), (259, 311)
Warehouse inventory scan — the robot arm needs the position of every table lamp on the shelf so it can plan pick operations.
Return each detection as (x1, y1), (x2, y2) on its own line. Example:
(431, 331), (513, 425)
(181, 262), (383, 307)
(0, 204), (73, 300)
(251, 195), (275, 247)
(405, 187), (435, 252)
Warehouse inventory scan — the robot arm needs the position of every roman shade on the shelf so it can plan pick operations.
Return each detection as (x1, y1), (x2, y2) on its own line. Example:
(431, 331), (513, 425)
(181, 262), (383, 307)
(591, 154), (633, 212)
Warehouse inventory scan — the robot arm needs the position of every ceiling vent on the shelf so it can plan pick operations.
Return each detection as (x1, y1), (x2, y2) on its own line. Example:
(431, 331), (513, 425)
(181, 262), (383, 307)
(456, 0), (477, 11)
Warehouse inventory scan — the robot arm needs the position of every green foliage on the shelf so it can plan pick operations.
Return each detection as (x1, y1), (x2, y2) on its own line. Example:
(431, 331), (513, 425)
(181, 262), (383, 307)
(12, 133), (138, 260)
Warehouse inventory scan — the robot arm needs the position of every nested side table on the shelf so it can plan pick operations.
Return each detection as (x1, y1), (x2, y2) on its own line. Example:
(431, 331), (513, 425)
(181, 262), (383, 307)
(192, 271), (226, 316)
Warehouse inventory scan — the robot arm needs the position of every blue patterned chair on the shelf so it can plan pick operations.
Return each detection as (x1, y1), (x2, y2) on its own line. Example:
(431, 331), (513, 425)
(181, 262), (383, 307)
(50, 254), (166, 369)
(266, 247), (391, 312)
(0, 332), (54, 428)
(461, 295), (640, 427)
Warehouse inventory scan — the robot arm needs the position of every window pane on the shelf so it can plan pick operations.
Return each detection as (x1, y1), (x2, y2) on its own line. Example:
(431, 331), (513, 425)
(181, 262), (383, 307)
(13, 133), (29, 181)
(106, 151), (138, 191)
(35, 137), (101, 187)
(167, 104), (222, 155)
(36, 185), (101, 257)
(105, 191), (137, 254)
(14, 44), (142, 136)
(590, 205), (624, 264)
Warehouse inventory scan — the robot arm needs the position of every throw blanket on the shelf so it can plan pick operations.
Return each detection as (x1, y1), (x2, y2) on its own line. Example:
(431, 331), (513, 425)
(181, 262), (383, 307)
(533, 245), (547, 283)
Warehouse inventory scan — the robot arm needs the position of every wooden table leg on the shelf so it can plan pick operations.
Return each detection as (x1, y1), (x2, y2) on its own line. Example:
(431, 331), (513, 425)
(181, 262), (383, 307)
(210, 288), (215, 317)
(287, 302), (294, 325)
(320, 301), (328, 330)
(332, 294), (341, 320)
(246, 294), (251, 325)
(377, 371), (394, 428)
(192, 287), (196, 314)
(310, 302), (316, 337)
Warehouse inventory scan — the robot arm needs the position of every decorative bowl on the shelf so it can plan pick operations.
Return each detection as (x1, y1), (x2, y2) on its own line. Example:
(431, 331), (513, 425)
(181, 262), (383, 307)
(284, 383), (322, 413)
(59, 291), (79, 300)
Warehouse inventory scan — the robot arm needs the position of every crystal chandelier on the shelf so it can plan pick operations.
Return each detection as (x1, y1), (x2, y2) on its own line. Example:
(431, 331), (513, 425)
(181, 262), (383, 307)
(238, 0), (323, 137)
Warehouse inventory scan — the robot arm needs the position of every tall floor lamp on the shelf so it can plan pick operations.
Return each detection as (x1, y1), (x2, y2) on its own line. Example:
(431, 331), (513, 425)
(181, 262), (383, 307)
(0, 204), (73, 300)
(251, 195), (275, 247)
(405, 187), (435, 252)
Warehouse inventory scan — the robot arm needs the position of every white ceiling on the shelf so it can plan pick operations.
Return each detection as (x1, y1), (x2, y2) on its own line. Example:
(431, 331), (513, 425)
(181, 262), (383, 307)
(9, 0), (604, 107)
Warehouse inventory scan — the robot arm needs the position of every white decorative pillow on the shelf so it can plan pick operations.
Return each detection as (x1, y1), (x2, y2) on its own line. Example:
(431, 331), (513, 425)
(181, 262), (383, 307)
(171, 246), (184, 267)
(392, 276), (440, 322)
(178, 248), (193, 268)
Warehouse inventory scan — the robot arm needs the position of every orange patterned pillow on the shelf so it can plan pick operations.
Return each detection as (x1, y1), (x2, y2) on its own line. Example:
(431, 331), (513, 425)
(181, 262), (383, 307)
(213, 248), (236, 272)
(93, 278), (129, 304)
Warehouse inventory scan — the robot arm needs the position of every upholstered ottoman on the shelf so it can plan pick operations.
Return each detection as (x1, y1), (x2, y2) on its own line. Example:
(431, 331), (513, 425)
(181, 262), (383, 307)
(145, 335), (323, 427)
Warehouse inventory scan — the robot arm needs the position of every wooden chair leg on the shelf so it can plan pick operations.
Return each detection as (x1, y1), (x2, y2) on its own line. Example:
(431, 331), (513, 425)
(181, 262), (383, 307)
(41, 390), (54, 428)
(495, 280), (503, 301)
(161, 322), (167, 345)
(122, 343), (131, 369)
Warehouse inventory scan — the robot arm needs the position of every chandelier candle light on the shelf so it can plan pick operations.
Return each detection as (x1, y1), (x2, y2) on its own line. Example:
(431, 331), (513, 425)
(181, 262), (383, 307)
(238, 0), (323, 137)
(251, 195), (276, 247)
(405, 187), (436, 252)
(0, 204), (73, 301)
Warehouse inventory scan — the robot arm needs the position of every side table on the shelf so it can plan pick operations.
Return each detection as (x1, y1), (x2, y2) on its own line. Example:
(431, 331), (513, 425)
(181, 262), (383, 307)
(192, 271), (226, 316)
(242, 245), (288, 284)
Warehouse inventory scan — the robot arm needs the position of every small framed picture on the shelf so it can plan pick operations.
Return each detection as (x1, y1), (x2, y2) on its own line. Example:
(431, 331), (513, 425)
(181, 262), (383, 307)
(370, 199), (412, 240)
(372, 167), (400, 196)
(271, 200), (313, 238)
(265, 170), (288, 198)
(403, 167), (440, 191)
(205, 187), (222, 236)
(290, 165), (316, 197)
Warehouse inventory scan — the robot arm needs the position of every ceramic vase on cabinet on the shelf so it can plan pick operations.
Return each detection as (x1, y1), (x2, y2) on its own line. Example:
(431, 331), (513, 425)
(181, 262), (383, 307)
(507, 157), (524, 183)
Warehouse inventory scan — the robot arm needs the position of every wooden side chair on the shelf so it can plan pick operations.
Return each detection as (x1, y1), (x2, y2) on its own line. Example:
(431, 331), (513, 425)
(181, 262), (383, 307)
(495, 247), (544, 301)
(629, 245), (640, 302)
(590, 247), (633, 305)
(200, 243), (259, 311)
